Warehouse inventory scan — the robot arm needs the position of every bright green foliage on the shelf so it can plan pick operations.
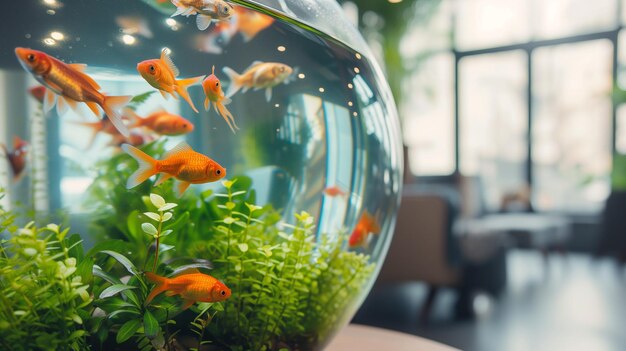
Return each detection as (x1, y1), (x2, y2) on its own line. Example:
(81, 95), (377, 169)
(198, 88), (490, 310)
(89, 170), (374, 350)
(0, 221), (93, 351)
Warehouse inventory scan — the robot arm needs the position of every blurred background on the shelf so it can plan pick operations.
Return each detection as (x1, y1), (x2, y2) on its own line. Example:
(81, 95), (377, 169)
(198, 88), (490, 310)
(341, 0), (626, 350)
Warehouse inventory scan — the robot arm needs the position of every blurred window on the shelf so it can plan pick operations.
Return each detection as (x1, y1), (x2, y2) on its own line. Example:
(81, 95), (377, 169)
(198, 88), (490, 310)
(459, 50), (528, 210)
(531, 40), (613, 212)
(402, 53), (455, 176)
(532, 0), (617, 40)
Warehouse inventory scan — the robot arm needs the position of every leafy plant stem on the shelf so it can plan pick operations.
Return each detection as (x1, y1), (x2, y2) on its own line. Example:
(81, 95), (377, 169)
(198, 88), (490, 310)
(152, 215), (164, 272)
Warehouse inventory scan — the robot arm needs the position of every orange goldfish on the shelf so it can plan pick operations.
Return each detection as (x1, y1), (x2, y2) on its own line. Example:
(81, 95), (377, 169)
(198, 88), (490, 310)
(235, 6), (274, 42)
(223, 61), (293, 101)
(15, 48), (131, 137)
(145, 270), (231, 310)
(171, 0), (234, 31)
(1, 136), (29, 182)
(28, 85), (46, 104)
(137, 49), (203, 113)
(124, 108), (194, 136)
(123, 141), (226, 196)
(202, 66), (238, 133)
(110, 131), (150, 149)
(324, 186), (347, 197)
(349, 211), (381, 249)
(75, 116), (128, 148)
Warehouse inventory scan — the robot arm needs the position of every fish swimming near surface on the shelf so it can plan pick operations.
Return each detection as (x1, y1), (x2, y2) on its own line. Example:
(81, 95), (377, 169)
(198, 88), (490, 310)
(170, 0), (234, 31)
(122, 141), (226, 196)
(202, 66), (238, 133)
(124, 108), (194, 136)
(1, 136), (29, 182)
(223, 61), (293, 102)
(14, 47), (132, 137)
(348, 211), (381, 249)
(324, 186), (347, 197)
(137, 49), (203, 113)
(144, 269), (231, 310)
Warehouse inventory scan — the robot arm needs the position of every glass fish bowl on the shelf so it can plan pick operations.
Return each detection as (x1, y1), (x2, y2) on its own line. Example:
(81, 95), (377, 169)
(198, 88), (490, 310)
(0, 0), (402, 350)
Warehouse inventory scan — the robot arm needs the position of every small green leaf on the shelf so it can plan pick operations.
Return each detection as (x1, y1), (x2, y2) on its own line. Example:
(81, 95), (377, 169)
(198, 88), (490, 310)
(161, 212), (173, 222)
(141, 223), (158, 236)
(143, 310), (159, 339)
(223, 217), (235, 224)
(143, 212), (161, 221)
(93, 265), (122, 285)
(99, 284), (137, 299)
(161, 229), (173, 237)
(158, 203), (177, 212)
(222, 180), (234, 189)
(150, 194), (166, 208)
(238, 243), (248, 253)
(100, 250), (139, 275)
(116, 319), (142, 343)
(225, 201), (236, 210)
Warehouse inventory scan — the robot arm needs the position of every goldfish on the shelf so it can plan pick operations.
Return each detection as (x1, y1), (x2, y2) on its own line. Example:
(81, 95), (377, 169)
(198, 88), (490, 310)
(124, 108), (194, 136)
(1, 136), (29, 182)
(28, 85), (46, 104)
(202, 66), (238, 133)
(324, 186), (347, 197)
(15, 48), (132, 137)
(235, 6), (274, 42)
(223, 61), (293, 102)
(123, 141), (226, 196)
(145, 269), (231, 310)
(109, 131), (150, 149)
(116, 15), (154, 39)
(348, 211), (381, 249)
(171, 0), (234, 31)
(137, 49), (203, 113)
(74, 116), (128, 148)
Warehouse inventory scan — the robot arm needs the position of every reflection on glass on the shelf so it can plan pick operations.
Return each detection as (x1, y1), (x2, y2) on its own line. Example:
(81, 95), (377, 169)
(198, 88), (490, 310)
(459, 50), (528, 210)
(455, 0), (530, 50)
(532, 40), (613, 212)
(533, 0), (617, 40)
(402, 53), (454, 176)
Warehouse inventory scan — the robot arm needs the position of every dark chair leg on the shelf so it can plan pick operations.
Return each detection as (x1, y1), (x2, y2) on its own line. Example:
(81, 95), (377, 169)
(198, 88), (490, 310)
(420, 285), (439, 326)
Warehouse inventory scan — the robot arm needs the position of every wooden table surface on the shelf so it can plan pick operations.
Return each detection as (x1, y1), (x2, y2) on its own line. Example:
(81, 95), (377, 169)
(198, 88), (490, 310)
(326, 324), (460, 351)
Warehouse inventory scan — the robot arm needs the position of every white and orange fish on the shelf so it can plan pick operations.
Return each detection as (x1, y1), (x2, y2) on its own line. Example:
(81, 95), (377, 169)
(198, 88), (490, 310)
(137, 49), (203, 113)
(223, 61), (293, 101)
(124, 108), (194, 136)
(235, 6), (274, 42)
(202, 66), (238, 133)
(1, 136), (28, 182)
(348, 211), (381, 249)
(123, 141), (226, 196)
(15, 48), (132, 136)
(171, 0), (234, 31)
(145, 269), (231, 310)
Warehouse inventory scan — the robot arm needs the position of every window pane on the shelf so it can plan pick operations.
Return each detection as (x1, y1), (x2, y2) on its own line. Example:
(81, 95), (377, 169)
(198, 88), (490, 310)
(532, 40), (613, 212)
(455, 0), (531, 50)
(400, 0), (452, 58)
(617, 105), (626, 154)
(459, 50), (528, 210)
(402, 53), (455, 176)
(533, 0), (617, 40)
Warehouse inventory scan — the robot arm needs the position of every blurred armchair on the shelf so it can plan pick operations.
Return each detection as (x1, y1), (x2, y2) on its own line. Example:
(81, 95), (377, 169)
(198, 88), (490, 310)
(377, 185), (462, 323)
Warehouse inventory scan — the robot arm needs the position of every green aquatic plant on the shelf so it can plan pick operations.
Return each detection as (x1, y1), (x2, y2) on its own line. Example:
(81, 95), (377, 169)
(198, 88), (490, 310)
(0, 220), (93, 351)
(87, 169), (376, 350)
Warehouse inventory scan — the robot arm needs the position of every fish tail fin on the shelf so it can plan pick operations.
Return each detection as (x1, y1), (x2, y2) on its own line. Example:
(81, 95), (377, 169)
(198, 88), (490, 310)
(222, 67), (242, 98)
(102, 95), (132, 137)
(72, 121), (102, 149)
(144, 271), (170, 305)
(170, 0), (187, 17)
(175, 76), (202, 113)
(216, 102), (239, 134)
(123, 107), (143, 128)
(122, 144), (158, 189)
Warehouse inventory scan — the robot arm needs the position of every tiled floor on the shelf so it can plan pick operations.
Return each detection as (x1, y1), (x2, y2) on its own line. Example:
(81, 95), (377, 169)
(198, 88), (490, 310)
(352, 250), (626, 351)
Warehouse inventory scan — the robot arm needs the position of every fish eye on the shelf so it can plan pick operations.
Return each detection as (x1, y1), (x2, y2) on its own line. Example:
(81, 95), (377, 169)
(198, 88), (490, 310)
(215, 82), (219, 87)
(221, 290), (226, 296)
(27, 54), (35, 62)
(149, 65), (155, 73)
(216, 169), (222, 176)
(182, 123), (187, 128)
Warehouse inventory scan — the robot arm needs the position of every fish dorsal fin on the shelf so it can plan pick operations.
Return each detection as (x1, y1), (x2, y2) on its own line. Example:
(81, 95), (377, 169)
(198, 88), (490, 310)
(245, 60), (264, 72)
(68, 63), (87, 72)
(163, 141), (193, 159)
(160, 49), (180, 77)
(173, 268), (201, 277)
(68, 63), (102, 90)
